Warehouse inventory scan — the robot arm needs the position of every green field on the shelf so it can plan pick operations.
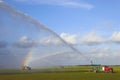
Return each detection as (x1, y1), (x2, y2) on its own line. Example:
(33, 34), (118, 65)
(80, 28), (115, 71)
(0, 65), (120, 80)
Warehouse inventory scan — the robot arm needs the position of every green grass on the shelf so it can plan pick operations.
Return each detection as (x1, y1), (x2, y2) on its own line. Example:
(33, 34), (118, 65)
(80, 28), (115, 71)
(0, 65), (120, 80)
(0, 72), (120, 80)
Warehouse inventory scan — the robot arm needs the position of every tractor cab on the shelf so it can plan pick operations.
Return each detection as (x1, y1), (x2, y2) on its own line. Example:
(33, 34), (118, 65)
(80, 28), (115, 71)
(90, 64), (102, 72)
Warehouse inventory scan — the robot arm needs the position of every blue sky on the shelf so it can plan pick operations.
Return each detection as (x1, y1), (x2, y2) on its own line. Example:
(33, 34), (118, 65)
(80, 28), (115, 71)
(4, 0), (120, 43)
(5, 0), (120, 35)
(0, 0), (120, 68)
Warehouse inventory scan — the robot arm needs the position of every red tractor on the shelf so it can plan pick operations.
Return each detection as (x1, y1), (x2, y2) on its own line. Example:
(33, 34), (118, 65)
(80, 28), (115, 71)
(103, 66), (113, 73)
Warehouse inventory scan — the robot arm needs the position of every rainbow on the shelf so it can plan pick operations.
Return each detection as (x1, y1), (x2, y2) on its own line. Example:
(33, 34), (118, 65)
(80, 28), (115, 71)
(22, 49), (33, 66)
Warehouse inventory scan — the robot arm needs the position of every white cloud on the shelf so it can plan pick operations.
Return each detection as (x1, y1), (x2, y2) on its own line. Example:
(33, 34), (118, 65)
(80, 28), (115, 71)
(14, 36), (37, 48)
(39, 33), (78, 45)
(60, 33), (78, 45)
(42, 36), (62, 46)
(14, 0), (94, 10)
(109, 32), (120, 43)
(14, 32), (120, 48)
(80, 32), (120, 45)
(14, 33), (78, 47)
(81, 32), (105, 45)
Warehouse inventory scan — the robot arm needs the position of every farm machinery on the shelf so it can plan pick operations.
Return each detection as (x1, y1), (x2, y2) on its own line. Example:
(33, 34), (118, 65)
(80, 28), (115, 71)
(90, 64), (113, 73)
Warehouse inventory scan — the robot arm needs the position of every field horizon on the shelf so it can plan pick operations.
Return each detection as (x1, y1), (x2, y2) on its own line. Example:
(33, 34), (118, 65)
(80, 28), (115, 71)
(0, 65), (120, 80)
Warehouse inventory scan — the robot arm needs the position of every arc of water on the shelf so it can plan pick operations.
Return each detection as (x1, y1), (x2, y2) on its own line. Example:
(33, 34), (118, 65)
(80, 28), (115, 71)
(0, 1), (91, 66)
(29, 51), (73, 65)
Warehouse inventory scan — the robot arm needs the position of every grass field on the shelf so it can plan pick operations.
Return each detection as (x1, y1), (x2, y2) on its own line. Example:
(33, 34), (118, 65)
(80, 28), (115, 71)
(0, 65), (120, 80)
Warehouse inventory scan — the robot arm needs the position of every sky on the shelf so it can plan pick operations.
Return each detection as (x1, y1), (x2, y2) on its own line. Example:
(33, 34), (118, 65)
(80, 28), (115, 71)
(0, 0), (120, 68)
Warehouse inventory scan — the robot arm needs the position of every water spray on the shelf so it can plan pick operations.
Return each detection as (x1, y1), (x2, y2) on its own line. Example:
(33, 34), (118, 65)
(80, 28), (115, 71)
(0, 1), (91, 68)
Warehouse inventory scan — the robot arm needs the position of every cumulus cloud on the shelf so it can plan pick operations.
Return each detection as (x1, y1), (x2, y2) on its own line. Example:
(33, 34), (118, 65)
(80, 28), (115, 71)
(14, 0), (94, 10)
(14, 36), (37, 48)
(81, 32), (105, 45)
(80, 32), (120, 45)
(109, 32), (120, 43)
(0, 41), (8, 48)
(13, 32), (120, 48)
(14, 36), (63, 47)
(39, 33), (78, 46)
(60, 33), (78, 45)
(41, 36), (62, 46)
